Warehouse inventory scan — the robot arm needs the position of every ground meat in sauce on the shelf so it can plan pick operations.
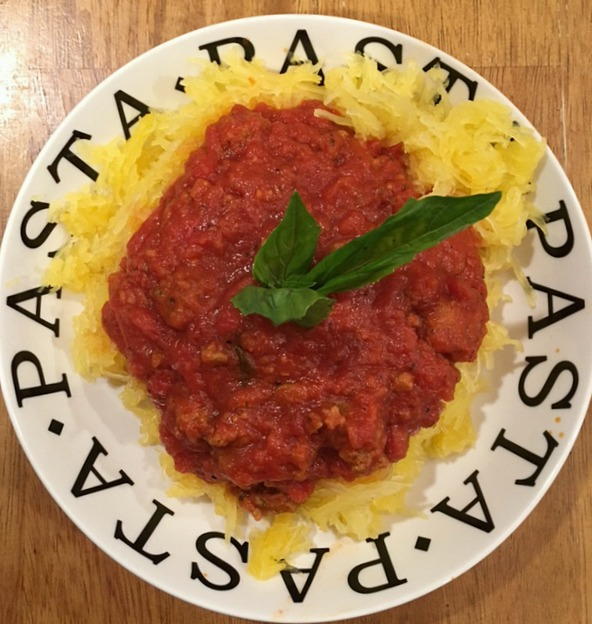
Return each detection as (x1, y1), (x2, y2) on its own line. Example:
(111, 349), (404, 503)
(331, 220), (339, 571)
(102, 101), (489, 518)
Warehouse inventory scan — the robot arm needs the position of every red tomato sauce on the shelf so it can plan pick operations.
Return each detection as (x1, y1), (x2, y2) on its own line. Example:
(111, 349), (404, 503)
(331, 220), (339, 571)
(102, 101), (488, 517)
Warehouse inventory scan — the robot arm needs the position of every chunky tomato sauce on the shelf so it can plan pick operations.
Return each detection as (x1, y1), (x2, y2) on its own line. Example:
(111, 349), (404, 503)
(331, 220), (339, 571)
(103, 101), (488, 516)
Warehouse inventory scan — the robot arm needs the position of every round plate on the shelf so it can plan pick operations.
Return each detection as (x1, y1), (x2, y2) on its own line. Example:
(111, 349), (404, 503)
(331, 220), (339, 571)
(1, 15), (591, 622)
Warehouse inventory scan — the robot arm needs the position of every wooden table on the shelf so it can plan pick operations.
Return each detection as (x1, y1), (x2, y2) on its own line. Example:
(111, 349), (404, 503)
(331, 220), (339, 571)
(1, 1), (590, 622)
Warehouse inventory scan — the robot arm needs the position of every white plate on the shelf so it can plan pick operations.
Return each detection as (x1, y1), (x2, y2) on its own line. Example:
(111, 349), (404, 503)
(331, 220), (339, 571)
(1, 15), (591, 622)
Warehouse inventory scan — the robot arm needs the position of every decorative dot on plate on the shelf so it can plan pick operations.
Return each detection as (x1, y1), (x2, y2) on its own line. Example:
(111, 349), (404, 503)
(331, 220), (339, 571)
(414, 536), (431, 552)
(47, 419), (64, 436)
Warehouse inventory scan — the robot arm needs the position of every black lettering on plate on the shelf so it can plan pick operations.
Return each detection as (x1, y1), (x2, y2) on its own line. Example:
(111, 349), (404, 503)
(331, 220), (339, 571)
(280, 29), (325, 85)
(20, 200), (57, 249)
(281, 548), (329, 603)
(431, 470), (494, 532)
(354, 36), (403, 70)
(47, 130), (99, 183)
(199, 37), (255, 64)
(114, 499), (174, 565)
(114, 90), (150, 140)
(175, 37), (255, 93)
(526, 200), (574, 258)
(347, 533), (407, 594)
(191, 531), (248, 590)
(422, 57), (478, 100)
(491, 428), (559, 486)
(71, 436), (134, 497)
(6, 286), (61, 336)
(10, 351), (71, 407)
(518, 356), (579, 409)
(174, 76), (186, 93)
(527, 277), (585, 338)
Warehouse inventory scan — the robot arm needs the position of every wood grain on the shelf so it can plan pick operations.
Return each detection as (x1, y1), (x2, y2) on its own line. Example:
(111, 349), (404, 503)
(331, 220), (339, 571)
(1, 1), (590, 623)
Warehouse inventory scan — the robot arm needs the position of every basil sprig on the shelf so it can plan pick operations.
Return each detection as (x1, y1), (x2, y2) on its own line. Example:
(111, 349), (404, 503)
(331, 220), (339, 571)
(231, 190), (501, 327)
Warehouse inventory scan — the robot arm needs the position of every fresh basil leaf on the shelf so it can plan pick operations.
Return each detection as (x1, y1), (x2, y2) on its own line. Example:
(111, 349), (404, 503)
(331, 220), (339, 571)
(253, 192), (321, 288)
(231, 286), (333, 327)
(311, 192), (501, 295)
(296, 294), (335, 328)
